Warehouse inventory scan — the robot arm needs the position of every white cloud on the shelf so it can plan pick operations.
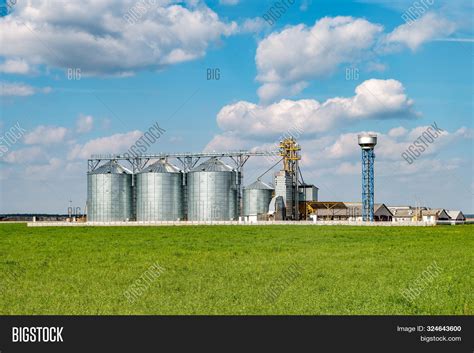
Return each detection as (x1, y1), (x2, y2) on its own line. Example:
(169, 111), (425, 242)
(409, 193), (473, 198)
(0, 59), (31, 74)
(257, 82), (309, 104)
(0, 1), (237, 76)
(1, 82), (35, 96)
(68, 130), (143, 160)
(305, 126), (470, 165)
(240, 17), (268, 33)
(24, 126), (68, 145)
(335, 162), (359, 175)
(0, 82), (51, 96)
(453, 126), (473, 139)
(300, 0), (311, 11)
(24, 158), (62, 179)
(366, 61), (386, 72)
(254, 13), (458, 102)
(255, 16), (383, 101)
(388, 126), (408, 137)
(210, 79), (417, 144)
(383, 13), (456, 51)
(204, 133), (252, 152)
(75, 115), (94, 133)
(406, 124), (444, 141)
(1, 146), (45, 164)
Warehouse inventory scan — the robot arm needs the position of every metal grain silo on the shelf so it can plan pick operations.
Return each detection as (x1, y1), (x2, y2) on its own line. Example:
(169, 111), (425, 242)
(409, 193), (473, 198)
(136, 159), (184, 221)
(87, 160), (133, 222)
(187, 158), (238, 221)
(243, 180), (274, 216)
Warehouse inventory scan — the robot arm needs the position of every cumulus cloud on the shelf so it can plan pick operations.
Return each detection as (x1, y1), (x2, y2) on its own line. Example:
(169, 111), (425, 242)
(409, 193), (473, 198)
(24, 158), (62, 179)
(75, 115), (94, 133)
(366, 61), (387, 72)
(387, 126), (407, 137)
(210, 79), (417, 144)
(305, 125), (470, 167)
(255, 16), (383, 101)
(0, 82), (51, 96)
(383, 13), (456, 51)
(67, 130), (143, 160)
(205, 132), (252, 152)
(24, 126), (68, 145)
(298, 126), (462, 167)
(254, 13), (458, 102)
(1, 146), (45, 164)
(0, 1), (237, 76)
(240, 17), (268, 34)
(0, 59), (31, 74)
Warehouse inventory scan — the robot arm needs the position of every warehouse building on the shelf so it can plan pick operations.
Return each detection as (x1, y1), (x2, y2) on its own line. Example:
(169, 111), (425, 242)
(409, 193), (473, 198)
(421, 209), (450, 223)
(302, 202), (393, 221)
(446, 210), (465, 221)
(388, 206), (423, 222)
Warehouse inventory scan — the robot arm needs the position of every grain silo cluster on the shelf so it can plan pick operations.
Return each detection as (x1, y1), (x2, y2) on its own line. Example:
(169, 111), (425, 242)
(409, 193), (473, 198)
(88, 158), (239, 222)
(86, 138), (317, 223)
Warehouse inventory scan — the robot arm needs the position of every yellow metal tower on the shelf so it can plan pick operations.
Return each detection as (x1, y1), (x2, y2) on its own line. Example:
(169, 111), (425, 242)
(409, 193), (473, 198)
(279, 137), (301, 172)
(278, 137), (301, 219)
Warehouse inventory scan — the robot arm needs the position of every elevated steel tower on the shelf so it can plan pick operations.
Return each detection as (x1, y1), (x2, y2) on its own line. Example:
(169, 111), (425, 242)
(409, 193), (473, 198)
(358, 134), (377, 222)
(278, 137), (301, 220)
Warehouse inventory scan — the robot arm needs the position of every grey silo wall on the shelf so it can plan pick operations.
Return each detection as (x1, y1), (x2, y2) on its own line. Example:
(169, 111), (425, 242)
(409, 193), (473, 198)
(243, 188), (273, 216)
(87, 173), (133, 222)
(186, 171), (238, 221)
(136, 172), (184, 221)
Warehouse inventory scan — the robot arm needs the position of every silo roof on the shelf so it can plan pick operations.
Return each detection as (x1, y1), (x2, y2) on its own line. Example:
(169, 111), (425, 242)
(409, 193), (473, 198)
(190, 157), (233, 172)
(88, 160), (131, 174)
(139, 159), (181, 173)
(245, 180), (274, 190)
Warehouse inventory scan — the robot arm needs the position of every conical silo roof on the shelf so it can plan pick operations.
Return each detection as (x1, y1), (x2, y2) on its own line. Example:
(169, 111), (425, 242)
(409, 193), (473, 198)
(88, 160), (131, 174)
(190, 157), (233, 172)
(245, 180), (274, 190)
(139, 159), (181, 173)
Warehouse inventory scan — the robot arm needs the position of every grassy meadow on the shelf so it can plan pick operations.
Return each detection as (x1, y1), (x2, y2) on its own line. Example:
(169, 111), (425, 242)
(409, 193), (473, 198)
(0, 223), (472, 315)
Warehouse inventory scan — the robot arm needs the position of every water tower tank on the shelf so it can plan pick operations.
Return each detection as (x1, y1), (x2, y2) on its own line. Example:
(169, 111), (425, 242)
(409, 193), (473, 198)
(358, 134), (377, 149)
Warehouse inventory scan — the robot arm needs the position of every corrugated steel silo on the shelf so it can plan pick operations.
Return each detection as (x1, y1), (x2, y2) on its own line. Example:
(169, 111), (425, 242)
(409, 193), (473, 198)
(136, 159), (184, 221)
(87, 160), (133, 222)
(187, 158), (238, 221)
(243, 180), (274, 216)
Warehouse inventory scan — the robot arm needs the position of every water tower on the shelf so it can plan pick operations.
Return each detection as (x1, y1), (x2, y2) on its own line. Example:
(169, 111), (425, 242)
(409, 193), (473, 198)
(358, 134), (377, 221)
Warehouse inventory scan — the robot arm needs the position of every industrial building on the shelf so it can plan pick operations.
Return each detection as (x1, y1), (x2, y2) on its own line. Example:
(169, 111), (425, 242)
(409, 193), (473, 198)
(446, 210), (465, 221)
(84, 134), (466, 225)
(300, 202), (393, 222)
(86, 138), (311, 223)
(388, 206), (421, 222)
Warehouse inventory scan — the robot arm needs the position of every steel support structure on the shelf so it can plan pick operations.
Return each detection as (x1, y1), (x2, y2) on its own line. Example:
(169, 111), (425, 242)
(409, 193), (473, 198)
(361, 148), (375, 222)
(278, 138), (301, 220)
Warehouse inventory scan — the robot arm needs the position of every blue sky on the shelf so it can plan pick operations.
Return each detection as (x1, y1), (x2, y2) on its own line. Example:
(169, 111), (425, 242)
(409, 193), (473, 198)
(0, 0), (472, 213)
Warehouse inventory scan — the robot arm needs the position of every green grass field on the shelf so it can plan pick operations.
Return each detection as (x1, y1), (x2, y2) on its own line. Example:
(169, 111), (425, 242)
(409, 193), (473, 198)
(0, 223), (472, 315)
